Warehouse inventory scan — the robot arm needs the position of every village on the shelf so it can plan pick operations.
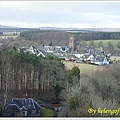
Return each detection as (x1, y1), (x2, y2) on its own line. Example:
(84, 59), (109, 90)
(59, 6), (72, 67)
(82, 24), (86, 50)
(0, 30), (120, 66)
(1, 1), (120, 118)
(0, 31), (120, 117)
(12, 34), (119, 66)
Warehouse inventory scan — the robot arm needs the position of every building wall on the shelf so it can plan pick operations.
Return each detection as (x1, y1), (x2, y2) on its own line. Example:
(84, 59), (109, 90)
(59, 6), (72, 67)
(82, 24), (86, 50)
(0, 35), (18, 39)
(4, 111), (23, 117)
(27, 109), (40, 117)
(3, 32), (20, 36)
(4, 109), (40, 117)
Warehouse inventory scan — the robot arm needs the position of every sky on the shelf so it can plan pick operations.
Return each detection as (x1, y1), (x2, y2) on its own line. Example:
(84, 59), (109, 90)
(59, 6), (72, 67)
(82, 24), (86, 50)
(0, 1), (120, 28)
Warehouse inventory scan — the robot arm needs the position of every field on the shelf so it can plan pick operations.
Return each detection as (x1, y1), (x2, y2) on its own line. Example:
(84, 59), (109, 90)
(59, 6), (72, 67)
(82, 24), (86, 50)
(86, 40), (120, 48)
(110, 56), (120, 61)
(62, 60), (104, 76)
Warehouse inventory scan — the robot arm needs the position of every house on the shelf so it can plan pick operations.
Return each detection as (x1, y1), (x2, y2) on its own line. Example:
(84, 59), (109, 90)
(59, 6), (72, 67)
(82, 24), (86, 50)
(94, 56), (109, 65)
(65, 55), (77, 62)
(46, 47), (55, 53)
(86, 54), (95, 61)
(28, 46), (39, 55)
(60, 46), (70, 53)
(74, 53), (85, 59)
(3, 98), (41, 117)
(75, 58), (83, 63)
(27, 46), (46, 57)
(82, 53), (90, 62)
(37, 50), (46, 57)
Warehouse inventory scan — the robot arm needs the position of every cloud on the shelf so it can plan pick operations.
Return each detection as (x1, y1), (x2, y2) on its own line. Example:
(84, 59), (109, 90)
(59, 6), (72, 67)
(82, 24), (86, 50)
(0, 1), (120, 28)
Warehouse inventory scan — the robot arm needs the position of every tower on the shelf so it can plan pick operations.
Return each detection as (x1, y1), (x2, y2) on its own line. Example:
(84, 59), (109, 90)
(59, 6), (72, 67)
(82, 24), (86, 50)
(69, 34), (75, 51)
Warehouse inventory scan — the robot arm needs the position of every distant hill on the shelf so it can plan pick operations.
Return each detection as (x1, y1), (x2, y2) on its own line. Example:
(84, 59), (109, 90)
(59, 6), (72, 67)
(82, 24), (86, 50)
(19, 30), (120, 46)
(20, 30), (70, 46)
(0, 24), (17, 28)
(1, 24), (120, 32)
(84, 28), (120, 32)
(39, 27), (120, 32)
(1, 24), (120, 46)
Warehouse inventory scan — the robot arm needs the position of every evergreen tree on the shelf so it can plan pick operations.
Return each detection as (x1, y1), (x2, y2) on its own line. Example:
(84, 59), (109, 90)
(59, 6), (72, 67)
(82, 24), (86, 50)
(67, 67), (80, 85)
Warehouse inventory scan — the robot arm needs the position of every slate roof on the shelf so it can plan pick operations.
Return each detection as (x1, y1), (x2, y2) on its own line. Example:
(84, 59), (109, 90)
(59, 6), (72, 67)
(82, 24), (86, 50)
(95, 56), (106, 62)
(5, 98), (41, 112)
(5, 104), (21, 112)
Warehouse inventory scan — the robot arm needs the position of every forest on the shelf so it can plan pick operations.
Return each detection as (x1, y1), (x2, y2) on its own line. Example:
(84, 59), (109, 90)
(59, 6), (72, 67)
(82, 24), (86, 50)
(20, 30), (120, 46)
(62, 63), (120, 117)
(0, 47), (67, 106)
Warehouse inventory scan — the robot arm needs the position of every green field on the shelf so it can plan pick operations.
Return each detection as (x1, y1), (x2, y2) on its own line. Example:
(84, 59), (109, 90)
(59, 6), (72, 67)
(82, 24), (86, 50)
(86, 40), (120, 48)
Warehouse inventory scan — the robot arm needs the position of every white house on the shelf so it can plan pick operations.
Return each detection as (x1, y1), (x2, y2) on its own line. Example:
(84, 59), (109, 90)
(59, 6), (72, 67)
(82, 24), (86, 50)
(86, 54), (95, 61)
(74, 54), (85, 59)
(94, 56), (109, 65)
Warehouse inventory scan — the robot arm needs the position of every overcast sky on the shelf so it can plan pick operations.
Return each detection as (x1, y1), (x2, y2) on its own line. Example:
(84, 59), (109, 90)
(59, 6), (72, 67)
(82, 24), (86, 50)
(0, 1), (120, 28)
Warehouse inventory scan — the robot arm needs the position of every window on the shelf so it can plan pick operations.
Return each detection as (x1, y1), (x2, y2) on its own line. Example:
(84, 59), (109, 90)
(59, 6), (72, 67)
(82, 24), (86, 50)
(28, 111), (32, 114)
(23, 111), (27, 116)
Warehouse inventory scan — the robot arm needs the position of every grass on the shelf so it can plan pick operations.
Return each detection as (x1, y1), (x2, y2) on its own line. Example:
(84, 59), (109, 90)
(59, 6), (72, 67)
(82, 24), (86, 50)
(86, 40), (120, 48)
(110, 56), (120, 61)
(40, 107), (57, 117)
(62, 60), (103, 76)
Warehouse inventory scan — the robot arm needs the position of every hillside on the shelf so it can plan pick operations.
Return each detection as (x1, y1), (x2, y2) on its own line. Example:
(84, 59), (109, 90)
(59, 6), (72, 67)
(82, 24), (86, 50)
(20, 31), (70, 46)
(62, 60), (103, 76)
(20, 30), (120, 46)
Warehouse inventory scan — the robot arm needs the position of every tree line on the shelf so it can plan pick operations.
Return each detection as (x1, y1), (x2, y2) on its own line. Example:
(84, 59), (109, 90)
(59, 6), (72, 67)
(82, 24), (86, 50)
(20, 30), (120, 46)
(20, 31), (70, 46)
(75, 32), (120, 41)
(0, 47), (67, 106)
